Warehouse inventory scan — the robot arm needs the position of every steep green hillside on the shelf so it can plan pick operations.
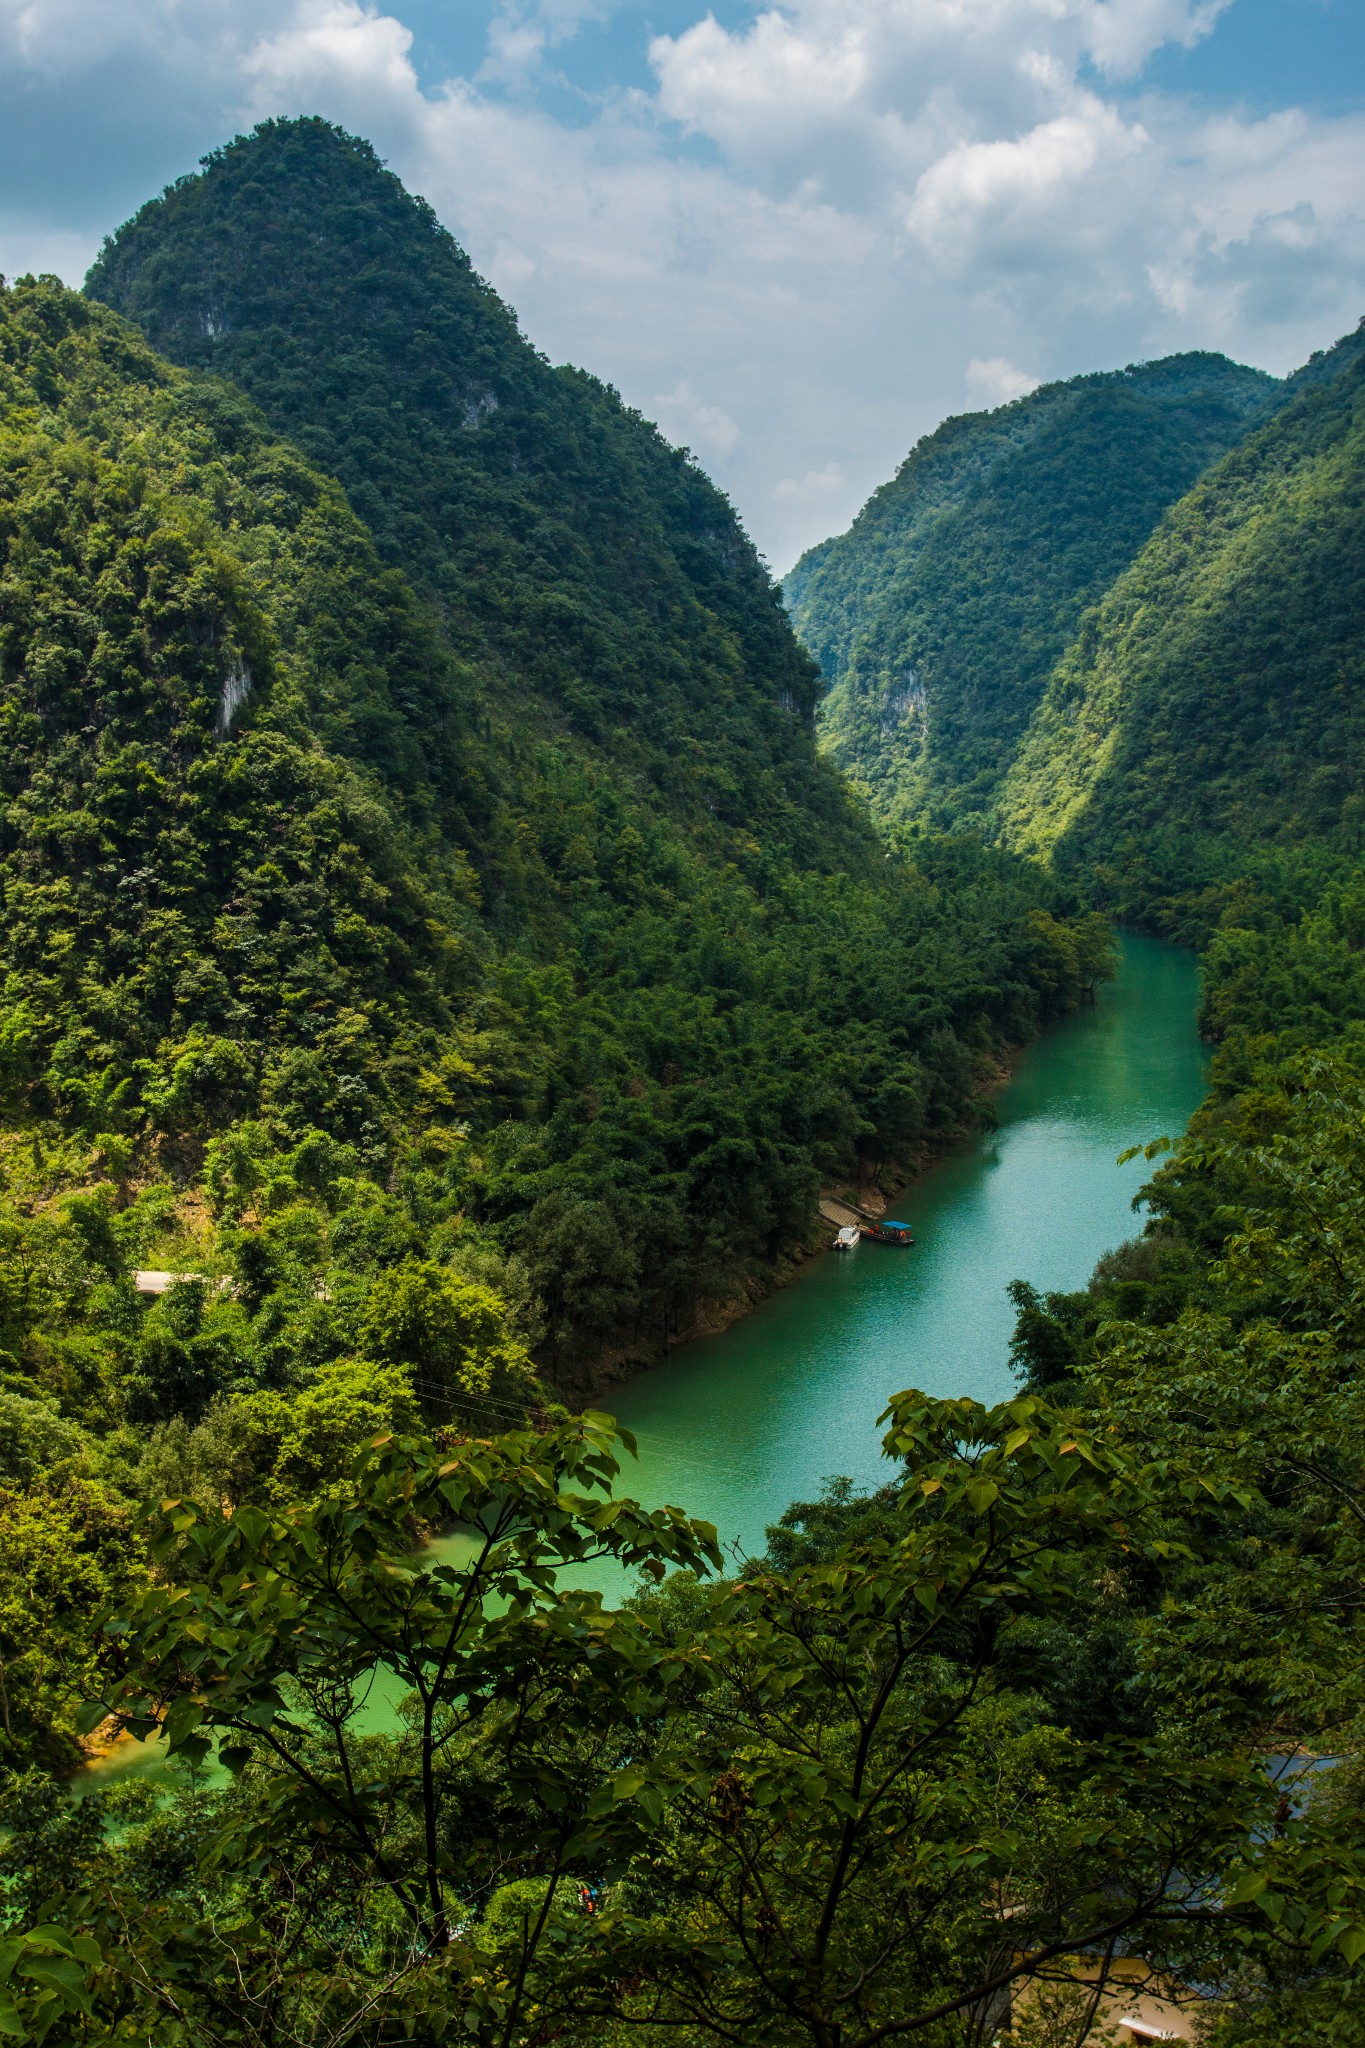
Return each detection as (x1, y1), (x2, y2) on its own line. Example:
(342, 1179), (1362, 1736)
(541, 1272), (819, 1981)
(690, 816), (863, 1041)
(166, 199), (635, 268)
(87, 117), (826, 870)
(0, 278), (488, 1154)
(998, 323), (1365, 936)
(785, 356), (1276, 829)
(0, 259), (1096, 1507)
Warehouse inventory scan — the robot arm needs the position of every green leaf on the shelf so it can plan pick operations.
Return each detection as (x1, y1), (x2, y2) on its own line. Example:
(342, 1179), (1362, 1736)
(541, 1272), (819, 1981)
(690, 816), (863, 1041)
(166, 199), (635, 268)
(234, 1506), (269, 1547)
(19, 1933), (74, 1958)
(1338, 1923), (1365, 1966)
(1225, 1870), (1267, 1907)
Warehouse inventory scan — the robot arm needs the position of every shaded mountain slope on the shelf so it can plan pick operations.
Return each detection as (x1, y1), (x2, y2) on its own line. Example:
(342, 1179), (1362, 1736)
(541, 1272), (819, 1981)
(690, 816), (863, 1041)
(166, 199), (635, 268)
(785, 355), (1277, 830)
(998, 322), (1365, 938)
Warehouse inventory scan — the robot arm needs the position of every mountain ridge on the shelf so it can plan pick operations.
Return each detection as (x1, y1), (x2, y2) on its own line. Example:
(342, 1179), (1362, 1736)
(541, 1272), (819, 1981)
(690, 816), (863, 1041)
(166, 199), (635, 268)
(785, 351), (1280, 830)
(86, 118), (833, 874)
(997, 319), (1365, 935)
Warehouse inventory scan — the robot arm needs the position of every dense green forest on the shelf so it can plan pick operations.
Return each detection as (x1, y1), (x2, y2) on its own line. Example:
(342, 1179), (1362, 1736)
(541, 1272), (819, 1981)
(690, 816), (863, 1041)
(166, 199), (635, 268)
(0, 143), (1111, 1780)
(13, 1366), (1362, 2045)
(998, 322), (1365, 937)
(985, 857), (1365, 2042)
(1, 116), (1362, 2048)
(784, 355), (1276, 830)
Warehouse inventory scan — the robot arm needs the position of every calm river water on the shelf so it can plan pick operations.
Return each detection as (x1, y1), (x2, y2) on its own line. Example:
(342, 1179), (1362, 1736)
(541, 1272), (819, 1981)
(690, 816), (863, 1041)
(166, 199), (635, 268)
(593, 931), (1209, 1573)
(89, 932), (1207, 1782)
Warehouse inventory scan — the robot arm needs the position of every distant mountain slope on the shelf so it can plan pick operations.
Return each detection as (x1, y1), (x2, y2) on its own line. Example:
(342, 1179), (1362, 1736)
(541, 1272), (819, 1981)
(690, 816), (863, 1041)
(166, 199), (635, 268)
(997, 323), (1365, 933)
(784, 356), (1278, 830)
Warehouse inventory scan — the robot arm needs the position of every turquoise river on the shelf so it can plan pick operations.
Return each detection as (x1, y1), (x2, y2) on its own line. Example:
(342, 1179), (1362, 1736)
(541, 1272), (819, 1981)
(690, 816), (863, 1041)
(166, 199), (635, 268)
(89, 932), (1208, 1782)
(589, 931), (1209, 1575)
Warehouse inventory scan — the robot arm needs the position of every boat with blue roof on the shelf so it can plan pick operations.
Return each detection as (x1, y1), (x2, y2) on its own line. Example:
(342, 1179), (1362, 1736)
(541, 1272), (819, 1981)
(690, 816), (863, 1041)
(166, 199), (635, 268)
(860, 1219), (915, 1245)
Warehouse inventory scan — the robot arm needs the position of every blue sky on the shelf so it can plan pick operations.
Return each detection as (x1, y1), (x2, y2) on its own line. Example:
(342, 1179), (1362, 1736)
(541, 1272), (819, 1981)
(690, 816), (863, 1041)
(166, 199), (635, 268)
(2, 0), (1362, 567)
(401, 1), (1365, 117)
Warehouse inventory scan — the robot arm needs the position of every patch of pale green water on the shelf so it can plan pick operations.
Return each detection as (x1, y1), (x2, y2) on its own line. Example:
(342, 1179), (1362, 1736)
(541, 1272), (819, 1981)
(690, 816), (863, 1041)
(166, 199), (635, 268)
(549, 932), (1210, 1603)
(81, 1542), (488, 1791)
(89, 935), (1206, 1782)
(83, 1729), (180, 1793)
(81, 1648), (421, 1796)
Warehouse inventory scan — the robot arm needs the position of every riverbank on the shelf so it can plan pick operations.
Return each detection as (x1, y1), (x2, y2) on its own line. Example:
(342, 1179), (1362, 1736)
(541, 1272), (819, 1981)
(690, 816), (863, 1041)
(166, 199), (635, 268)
(565, 1042), (1028, 1400)
(587, 933), (1210, 1568)
(82, 935), (1209, 1782)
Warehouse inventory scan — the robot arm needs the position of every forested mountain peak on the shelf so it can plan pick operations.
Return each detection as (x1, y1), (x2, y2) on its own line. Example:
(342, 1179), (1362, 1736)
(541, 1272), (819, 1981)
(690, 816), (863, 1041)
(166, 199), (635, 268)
(785, 350), (1278, 831)
(87, 117), (825, 848)
(1283, 312), (1365, 397)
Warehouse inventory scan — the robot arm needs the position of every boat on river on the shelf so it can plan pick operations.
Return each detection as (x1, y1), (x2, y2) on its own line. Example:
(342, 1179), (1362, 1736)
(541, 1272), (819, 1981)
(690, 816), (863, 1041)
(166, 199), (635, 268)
(833, 1224), (860, 1250)
(860, 1220), (915, 1245)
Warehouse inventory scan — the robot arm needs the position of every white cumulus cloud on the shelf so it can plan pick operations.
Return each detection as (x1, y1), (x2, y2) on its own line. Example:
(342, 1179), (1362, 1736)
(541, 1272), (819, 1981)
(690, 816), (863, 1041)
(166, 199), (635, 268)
(907, 98), (1151, 268)
(966, 356), (1041, 404)
(243, 0), (420, 111)
(652, 380), (742, 458)
(0, 0), (1362, 568)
